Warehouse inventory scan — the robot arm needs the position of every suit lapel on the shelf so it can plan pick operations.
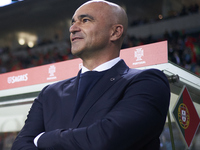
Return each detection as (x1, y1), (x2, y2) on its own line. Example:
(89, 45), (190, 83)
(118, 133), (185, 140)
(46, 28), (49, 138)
(71, 60), (129, 127)
(61, 71), (81, 124)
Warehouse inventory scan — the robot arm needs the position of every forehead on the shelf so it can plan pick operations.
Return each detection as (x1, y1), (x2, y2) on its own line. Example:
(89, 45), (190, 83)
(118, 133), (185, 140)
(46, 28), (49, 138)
(72, 2), (109, 19)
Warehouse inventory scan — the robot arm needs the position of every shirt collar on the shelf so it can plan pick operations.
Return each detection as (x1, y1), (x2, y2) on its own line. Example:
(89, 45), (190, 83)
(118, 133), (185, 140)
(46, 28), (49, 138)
(81, 57), (121, 74)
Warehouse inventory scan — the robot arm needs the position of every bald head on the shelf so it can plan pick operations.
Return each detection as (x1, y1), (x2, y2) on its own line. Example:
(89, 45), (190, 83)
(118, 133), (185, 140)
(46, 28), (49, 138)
(77, 0), (128, 39)
(70, 0), (128, 62)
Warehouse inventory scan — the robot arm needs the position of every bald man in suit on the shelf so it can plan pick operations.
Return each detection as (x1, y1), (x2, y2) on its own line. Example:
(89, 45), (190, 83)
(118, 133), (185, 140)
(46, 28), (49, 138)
(12, 1), (170, 149)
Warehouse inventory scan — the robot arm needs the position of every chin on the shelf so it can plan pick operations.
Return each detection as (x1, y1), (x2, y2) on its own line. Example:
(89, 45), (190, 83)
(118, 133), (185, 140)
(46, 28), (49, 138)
(71, 49), (82, 57)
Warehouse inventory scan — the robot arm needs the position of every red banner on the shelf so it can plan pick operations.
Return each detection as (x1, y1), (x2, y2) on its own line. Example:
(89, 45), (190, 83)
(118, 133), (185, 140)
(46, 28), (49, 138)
(120, 40), (168, 68)
(0, 41), (167, 90)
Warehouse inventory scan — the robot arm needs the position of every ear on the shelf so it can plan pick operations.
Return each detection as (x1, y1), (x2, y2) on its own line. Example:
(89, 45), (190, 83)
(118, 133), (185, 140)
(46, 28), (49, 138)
(110, 24), (123, 42)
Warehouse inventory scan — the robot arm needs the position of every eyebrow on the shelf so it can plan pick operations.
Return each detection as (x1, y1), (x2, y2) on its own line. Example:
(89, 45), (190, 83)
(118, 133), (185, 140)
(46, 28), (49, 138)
(71, 14), (94, 24)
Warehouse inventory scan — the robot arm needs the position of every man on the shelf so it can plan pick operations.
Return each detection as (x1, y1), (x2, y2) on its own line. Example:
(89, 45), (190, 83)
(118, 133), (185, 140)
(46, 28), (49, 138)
(12, 0), (170, 149)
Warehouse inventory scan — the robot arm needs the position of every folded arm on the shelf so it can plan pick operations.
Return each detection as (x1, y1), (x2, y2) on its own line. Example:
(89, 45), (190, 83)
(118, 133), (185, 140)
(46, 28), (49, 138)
(37, 69), (170, 150)
(12, 69), (170, 150)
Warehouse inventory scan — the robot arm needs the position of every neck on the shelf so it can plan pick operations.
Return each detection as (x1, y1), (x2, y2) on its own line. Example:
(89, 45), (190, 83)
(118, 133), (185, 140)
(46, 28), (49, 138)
(82, 54), (119, 71)
(79, 44), (120, 70)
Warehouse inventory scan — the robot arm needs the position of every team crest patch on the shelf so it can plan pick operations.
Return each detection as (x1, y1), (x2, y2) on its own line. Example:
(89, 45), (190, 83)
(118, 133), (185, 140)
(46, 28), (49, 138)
(178, 103), (190, 129)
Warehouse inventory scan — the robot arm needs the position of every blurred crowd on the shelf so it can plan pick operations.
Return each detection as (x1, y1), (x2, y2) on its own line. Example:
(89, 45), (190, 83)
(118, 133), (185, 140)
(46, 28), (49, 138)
(0, 3), (200, 76)
(130, 3), (199, 27)
(0, 29), (200, 76)
(0, 40), (76, 74)
(122, 30), (200, 76)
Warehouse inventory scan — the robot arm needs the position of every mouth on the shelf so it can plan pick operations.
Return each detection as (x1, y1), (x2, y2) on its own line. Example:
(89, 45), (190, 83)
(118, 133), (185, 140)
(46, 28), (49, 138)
(71, 37), (83, 42)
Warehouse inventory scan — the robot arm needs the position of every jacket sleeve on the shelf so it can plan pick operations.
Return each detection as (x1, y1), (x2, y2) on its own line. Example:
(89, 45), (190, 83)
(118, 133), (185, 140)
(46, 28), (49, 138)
(37, 69), (170, 150)
(11, 86), (48, 150)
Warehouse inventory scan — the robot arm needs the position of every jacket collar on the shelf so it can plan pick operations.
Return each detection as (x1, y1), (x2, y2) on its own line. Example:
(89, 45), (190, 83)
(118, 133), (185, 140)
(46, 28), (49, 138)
(70, 59), (129, 127)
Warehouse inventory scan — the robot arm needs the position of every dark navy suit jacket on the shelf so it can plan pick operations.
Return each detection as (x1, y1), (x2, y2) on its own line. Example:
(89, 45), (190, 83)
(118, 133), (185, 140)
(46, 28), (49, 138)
(12, 60), (170, 150)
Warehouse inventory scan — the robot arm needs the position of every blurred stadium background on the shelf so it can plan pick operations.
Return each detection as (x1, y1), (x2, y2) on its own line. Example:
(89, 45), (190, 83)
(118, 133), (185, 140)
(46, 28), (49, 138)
(0, 0), (200, 75)
(0, 0), (200, 149)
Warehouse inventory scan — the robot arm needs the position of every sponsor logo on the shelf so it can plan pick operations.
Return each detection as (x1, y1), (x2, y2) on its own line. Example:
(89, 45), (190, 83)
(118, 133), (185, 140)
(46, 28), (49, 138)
(7, 73), (28, 84)
(178, 103), (190, 129)
(133, 48), (146, 66)
(47, 65), (57, 80)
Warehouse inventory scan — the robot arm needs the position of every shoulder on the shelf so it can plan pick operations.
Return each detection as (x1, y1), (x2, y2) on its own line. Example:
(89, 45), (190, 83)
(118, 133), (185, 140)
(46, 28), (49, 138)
(127, 68), (166, 78)
(127, 68), (169, 86)
(128, 68), (163, 75)
(41, 76), (77, 94)
(51, 76), (76, 87)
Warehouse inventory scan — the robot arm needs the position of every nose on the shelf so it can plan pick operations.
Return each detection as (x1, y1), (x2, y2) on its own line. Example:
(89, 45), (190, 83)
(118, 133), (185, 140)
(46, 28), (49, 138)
(69, 22), (81, 34)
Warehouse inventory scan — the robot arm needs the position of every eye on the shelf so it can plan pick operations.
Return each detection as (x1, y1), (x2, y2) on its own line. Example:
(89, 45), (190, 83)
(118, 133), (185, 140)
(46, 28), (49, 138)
(83, 18), (90, 23)
(71, 19), (75, 25)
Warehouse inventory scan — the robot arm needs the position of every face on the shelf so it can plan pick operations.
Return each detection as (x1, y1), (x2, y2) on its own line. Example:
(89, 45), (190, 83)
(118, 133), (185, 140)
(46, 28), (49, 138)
(69, 2), (112, 58)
